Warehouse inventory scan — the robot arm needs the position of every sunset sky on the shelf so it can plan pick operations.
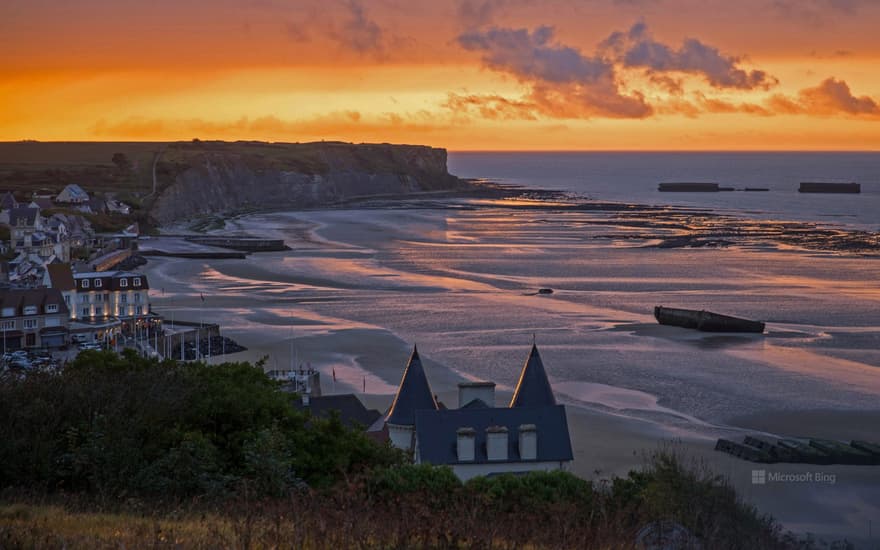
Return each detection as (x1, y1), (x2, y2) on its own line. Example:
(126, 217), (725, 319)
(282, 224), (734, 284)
(2, 0), (880, 149)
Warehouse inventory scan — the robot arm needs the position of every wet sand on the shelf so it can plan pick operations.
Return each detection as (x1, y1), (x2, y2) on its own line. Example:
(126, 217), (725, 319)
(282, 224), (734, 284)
(146, 200), (880, 546)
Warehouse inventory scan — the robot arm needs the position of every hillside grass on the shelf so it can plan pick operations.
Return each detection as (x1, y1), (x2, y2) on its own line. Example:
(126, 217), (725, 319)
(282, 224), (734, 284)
(0, 453), (811, 550)
(0, 140), (445, 200)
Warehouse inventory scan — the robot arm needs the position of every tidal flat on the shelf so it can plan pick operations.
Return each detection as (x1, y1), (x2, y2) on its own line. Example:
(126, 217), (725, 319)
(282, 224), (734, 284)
(147, 197), (880, 544)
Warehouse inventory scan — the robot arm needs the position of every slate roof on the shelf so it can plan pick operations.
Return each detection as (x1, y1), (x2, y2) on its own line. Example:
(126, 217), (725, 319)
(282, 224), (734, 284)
(294, 394), (383, 429)
(57, 184), (89, 202)
(10, 207), (39, 227)
(73, 271), (149, 291)
(414, 404), (573, 465)
(47, 263), (76, 291)
(0, 288), (69, 317)
(1, 192), (18, 210)
(509, 344), (557, 408)
(30, 198), (53, 210)
(385, 346), (437, 425)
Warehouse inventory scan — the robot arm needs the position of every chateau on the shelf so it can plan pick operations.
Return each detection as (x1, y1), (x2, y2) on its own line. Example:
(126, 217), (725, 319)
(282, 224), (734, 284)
(384, 345), (573, 480)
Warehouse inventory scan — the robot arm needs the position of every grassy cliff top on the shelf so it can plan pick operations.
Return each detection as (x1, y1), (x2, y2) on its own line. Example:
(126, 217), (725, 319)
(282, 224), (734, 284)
(0, 140), (448, 198)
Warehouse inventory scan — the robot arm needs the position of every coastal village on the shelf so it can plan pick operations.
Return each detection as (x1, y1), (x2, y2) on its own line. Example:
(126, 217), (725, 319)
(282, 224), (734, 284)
(0, 182), (235, 369)
(0, 181), (577, 480)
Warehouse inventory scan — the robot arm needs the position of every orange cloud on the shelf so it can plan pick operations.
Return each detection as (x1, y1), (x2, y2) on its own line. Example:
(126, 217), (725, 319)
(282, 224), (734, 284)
(768, 78), (880, 117)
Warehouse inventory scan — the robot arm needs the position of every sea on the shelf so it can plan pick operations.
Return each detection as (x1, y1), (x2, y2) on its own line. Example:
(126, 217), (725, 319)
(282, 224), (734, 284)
(148, 150), (880, 540)
(448, 151), (880, 227)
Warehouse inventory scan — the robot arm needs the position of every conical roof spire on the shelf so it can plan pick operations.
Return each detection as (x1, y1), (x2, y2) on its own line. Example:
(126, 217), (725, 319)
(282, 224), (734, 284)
(509, 344), (557, 408)
(385, 345), (437, 425)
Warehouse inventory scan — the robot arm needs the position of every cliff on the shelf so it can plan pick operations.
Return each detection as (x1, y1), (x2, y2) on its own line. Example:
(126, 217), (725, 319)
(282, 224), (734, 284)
(149, 141), (467, 225)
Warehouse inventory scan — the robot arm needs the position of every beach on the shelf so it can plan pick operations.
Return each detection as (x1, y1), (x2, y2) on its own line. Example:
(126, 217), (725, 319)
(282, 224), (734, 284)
(145, 200), (880, 545)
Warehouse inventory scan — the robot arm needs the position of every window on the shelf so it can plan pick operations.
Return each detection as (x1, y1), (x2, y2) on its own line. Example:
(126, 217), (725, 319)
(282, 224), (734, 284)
(121, 294), (127, 303)
(95, 306), (103, 316)
(120, 279), (128, 288)
(64, 295), (70, 305)
(133, 278), (141, 287)
(95, 279), (102, 288)
(46, 304), (59, 313)
(136, 306), (142, 315)
(24, 319), (38, 329)
(80, 295), (88, 304)
(134, 293), (141, 303)
(1, 307), (14, 317)
(45, 318), (60, 327)
(82, 279), (89, 289)
(23, 305), (37, 315)
(82, 307), (89, 317)
(1, 321), (14, 330)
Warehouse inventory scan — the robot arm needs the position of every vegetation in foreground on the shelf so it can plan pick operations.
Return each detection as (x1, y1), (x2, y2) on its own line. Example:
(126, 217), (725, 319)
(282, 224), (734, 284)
(0, 351), (831, 549)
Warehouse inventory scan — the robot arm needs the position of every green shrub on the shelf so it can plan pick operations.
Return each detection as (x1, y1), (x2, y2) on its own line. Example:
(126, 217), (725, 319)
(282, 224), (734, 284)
(0, 350), (403, 499)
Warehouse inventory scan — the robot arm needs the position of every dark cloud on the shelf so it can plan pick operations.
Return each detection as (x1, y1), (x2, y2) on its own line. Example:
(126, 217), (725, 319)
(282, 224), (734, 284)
(335, 0), (384, 53)
(457, 0), (508, 29)
(459, 26), (613, 83)
(455, 25), (651, 119)
(602, 22), (777, 90)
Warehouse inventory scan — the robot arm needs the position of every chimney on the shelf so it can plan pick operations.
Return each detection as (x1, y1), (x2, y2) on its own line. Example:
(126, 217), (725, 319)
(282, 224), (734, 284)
(456, 427), (475, 461)
(458, 381), (496, 408)
(519, 424), (537, 460)
(486, 426), (509, 461)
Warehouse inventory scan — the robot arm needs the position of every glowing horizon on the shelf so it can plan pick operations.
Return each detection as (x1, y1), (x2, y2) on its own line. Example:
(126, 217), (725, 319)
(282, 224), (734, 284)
(3, 0), (880, 150)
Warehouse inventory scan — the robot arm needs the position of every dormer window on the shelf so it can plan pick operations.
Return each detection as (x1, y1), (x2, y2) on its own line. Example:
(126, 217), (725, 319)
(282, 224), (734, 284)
(120, 279), (128, 288)
(95, 279), (102, 288)
(46, 304), (59, 313)
(133, 278), (141, 287)
(82, 279), (89, 289)
(23, 305), (37, 315)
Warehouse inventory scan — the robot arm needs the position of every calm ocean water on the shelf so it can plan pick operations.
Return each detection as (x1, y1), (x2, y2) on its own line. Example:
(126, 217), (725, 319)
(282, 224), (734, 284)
(448, 152), (880, 227)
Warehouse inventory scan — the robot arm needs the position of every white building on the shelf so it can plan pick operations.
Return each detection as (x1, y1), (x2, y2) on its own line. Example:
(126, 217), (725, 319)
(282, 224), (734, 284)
(46, 264), (154, 343)
(384, 345), (573, 481)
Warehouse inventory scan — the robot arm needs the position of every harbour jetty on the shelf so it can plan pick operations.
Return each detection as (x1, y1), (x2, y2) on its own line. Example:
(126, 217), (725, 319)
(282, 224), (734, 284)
(798, 182), (861, 194)
(658, 182), (720, 192)
(139, 235), (286, 259)
(654, 306), (765, 333)
(716, 436), (880, 465)
(184, 236), (288, 252)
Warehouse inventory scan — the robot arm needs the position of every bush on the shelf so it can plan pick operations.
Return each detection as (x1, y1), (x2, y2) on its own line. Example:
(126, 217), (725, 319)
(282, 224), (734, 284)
(0, 351), (403, 499)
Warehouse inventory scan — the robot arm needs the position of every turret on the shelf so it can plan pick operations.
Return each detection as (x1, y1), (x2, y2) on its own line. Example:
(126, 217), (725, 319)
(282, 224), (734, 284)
(509, 344), (557, 408)
(385, 346), (438, 450)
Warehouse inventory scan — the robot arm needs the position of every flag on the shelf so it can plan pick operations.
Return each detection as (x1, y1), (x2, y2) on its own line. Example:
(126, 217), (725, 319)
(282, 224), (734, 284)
(332, 368), (336, 382)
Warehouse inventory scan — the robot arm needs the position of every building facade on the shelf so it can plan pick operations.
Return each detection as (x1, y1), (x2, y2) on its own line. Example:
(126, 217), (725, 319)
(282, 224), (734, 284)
(71, 271), (151, 322)
(384, 345), (573, 481)
(0, 288), (70, 350)
(47, 264), (154, 343)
